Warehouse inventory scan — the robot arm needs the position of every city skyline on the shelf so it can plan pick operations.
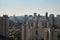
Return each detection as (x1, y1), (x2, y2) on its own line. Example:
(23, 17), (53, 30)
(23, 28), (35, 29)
(0, 0), (60, 16)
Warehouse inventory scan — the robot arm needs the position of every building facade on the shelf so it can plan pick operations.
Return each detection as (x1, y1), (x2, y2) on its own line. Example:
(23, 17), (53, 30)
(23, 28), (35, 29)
(0, 15), (9, 37)
(21, 13), (60, 40)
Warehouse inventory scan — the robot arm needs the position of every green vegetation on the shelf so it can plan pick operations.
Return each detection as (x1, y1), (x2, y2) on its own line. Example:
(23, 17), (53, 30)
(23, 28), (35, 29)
(9, 20), (16, 26)
(9, 20), (23, 27)
(14, 29), (21, 40)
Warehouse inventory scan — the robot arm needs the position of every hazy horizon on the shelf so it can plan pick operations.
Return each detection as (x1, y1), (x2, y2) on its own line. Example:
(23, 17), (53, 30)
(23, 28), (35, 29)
(0, 0), (60, 16)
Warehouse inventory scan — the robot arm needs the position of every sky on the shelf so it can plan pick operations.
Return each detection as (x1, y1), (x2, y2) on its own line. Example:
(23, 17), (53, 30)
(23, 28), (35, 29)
(0, 0), (60, 16)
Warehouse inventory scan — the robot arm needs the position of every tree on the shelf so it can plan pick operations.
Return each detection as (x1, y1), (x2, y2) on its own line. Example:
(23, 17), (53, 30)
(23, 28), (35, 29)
(14, 29), (21, 40)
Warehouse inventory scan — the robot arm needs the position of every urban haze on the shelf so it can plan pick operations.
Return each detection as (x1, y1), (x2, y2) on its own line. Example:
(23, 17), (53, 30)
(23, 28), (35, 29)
(0, 0), (60, 40)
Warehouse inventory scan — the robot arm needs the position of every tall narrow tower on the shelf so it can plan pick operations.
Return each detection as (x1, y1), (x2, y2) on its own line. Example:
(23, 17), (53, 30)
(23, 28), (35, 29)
(46, 12), (48, 18)
(46, 12), (48, 27)
(34, 13), (37, 17)
(49, 14), (55, 27)
(2, 15), (9, 37)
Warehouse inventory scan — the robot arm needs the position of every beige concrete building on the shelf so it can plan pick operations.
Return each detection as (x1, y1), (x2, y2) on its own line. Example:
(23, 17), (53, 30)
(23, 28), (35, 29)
(21, 13), (60, 40)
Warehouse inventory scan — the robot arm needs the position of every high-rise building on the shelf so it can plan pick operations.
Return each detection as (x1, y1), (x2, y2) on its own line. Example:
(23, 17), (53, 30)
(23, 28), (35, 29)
(21, 13), (60, 40)
(0, 17), (3, 35)
(49, 14), (55, 27)
(24, 15), (28, 21)
(34, 13), (37, 17)
(0, 15), (9, 37)
(56, 15), (60, 28)
(21, 13), (47, 40)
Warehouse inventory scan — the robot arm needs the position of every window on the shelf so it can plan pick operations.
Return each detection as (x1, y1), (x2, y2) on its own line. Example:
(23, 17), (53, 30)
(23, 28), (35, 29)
(36, 31), (38, 35)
